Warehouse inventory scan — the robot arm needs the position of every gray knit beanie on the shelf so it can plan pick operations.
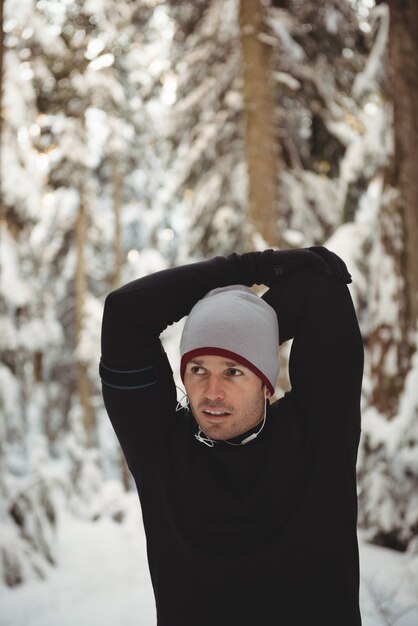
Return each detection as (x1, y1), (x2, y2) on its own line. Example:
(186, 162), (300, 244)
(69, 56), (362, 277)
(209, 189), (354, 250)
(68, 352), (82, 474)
(180, 285), (279, 394)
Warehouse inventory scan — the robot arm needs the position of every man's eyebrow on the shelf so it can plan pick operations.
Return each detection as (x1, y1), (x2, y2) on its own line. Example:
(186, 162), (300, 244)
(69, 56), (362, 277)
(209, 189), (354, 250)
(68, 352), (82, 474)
(187, 359), (243, 367)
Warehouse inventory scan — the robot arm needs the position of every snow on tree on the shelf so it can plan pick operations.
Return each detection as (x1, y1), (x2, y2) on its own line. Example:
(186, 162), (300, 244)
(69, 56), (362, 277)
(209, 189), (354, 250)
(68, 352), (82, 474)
(321, 0), (418, 553)
(350, 0), (418, 551)
(161, 0), (370, 257)
(0, 0), (65, 586)
(1, 0), (417, 591)
(267, 0), (372, 244)
(0, 0), (171, 586)
(157, 0), (245, 257)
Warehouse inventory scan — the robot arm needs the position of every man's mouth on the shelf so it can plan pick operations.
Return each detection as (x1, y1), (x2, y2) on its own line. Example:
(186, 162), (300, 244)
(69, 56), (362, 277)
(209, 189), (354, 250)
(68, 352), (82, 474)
(201, 408), (231, 418)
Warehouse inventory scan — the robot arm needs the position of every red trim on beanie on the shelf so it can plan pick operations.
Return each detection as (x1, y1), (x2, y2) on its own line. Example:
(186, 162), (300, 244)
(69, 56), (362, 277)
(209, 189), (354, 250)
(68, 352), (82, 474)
(180, 347), (274, 394)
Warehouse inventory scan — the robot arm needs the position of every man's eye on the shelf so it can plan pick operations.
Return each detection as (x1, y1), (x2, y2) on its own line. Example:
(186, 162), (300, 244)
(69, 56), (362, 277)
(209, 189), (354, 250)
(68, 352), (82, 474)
(191, 366), (205, 375)
(227, 368), (243, 377)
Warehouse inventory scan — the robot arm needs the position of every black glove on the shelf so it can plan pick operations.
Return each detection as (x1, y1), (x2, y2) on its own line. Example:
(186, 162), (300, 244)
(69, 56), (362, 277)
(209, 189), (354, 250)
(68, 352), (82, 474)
(254, 246), (352, 285)
(307, 246), (352, 283)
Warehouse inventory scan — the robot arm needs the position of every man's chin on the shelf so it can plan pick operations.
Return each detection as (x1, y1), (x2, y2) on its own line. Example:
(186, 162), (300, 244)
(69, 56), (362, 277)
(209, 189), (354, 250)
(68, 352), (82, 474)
(198, 421), (242, 442)
(196, 420), (229, 441)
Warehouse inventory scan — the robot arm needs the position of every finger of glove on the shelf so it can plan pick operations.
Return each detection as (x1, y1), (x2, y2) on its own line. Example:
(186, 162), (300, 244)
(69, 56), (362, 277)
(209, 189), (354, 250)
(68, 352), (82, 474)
(308, 246), (352, 283)
(270, 249), (332, 280)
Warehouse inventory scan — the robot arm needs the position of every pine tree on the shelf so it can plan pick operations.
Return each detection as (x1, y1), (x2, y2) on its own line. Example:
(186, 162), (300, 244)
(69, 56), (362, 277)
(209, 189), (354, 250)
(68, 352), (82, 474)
(0, 0), (159, 584)
(164, 0), (368, 257)
(268, 0), (369, 242)
(356, 0), (418, 551)
(0, 0), (63, 585)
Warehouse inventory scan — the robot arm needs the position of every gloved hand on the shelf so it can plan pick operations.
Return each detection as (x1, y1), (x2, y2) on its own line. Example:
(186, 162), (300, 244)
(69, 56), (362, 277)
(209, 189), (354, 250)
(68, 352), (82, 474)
(255, 246), (352, 285)
(308, 246), (352, 283)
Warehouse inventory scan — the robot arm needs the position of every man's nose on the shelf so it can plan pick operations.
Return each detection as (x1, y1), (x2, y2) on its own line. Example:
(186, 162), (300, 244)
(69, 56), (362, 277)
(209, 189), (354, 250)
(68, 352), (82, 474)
(204, 375), (225, 400)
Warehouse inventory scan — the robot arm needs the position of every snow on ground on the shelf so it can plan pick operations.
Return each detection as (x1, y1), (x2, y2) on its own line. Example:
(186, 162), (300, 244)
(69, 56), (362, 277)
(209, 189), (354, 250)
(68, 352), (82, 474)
(0, 495), (156, 626)
(359, 535), (418, 626)
(0, 497), (417, 626)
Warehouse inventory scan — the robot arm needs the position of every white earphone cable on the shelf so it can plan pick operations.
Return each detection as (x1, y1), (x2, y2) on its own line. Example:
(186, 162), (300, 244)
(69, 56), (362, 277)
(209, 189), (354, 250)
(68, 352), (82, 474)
(194, 396), (268, 447)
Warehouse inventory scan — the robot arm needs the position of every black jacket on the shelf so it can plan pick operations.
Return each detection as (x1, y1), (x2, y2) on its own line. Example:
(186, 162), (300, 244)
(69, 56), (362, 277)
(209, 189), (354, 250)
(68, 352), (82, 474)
(100, 251), (363, 626)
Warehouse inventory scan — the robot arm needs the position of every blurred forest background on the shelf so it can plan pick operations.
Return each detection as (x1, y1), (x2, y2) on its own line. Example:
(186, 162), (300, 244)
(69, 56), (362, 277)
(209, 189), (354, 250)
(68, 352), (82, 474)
(1, 0), (418, 601)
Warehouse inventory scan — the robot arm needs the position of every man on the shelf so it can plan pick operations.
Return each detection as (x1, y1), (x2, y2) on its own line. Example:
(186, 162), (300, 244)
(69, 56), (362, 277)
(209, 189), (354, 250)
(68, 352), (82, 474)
(100, 247), (363, 626)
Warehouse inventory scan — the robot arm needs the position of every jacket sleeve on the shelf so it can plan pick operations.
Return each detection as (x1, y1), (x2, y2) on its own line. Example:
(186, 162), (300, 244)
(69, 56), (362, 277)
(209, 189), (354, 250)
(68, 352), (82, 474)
(263, 268), (363, 441)
(100, 252), (272, 470)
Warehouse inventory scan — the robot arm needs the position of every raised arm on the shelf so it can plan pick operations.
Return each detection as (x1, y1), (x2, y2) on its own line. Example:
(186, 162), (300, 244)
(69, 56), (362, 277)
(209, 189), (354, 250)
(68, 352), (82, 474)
(100, 247), (354, 468)
(100, 252), (268, 466)
(263, 264), (363, 443)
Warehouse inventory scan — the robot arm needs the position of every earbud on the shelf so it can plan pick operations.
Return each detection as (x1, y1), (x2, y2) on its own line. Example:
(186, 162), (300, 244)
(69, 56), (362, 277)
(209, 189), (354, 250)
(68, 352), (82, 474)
(263, 385), (270, 400)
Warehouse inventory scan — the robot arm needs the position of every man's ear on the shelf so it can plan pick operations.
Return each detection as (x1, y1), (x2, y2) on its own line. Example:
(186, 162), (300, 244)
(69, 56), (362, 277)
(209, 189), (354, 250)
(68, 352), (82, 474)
(264, 386), (272, 399)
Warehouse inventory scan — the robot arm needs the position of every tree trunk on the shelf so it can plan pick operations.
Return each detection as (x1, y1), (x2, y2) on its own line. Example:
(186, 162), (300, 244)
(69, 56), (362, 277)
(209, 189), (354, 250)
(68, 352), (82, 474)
(369, 1), (418, 416)
(387, 0), (418, 335)
(111, 153), (122, 290)
(110, 151), (130, 489)
(239, 0), (281, 248)
(75, 182), (95, 446)
(0, 0), (5, 221)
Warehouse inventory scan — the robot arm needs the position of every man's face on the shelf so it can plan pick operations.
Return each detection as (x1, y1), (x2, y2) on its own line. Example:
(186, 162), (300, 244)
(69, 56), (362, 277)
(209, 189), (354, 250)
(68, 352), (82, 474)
(183, 354), (271, 441)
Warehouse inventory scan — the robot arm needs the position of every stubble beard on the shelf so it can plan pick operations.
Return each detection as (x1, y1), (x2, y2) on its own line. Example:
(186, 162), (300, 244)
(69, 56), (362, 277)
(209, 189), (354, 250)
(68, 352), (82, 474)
(192, 390), (266, 442)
